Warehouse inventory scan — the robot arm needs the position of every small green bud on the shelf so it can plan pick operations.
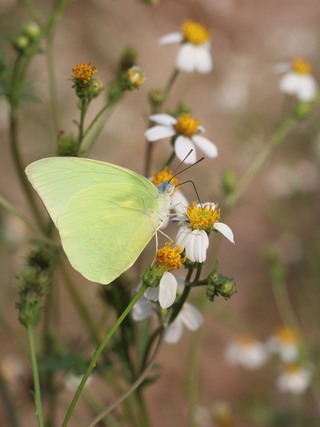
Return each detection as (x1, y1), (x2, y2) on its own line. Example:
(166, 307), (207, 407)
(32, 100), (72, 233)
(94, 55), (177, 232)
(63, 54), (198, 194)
(293, 101), (314, 120)
(18, 298), (41, 327)
(221, 169), (237, 196)
(141, 266), (162, 288)
(13, 35), (29, 53)
(175, 102), (191, 116)
(22, 23), (41, 41)
(57, 133), (79, 156)
(206, 261), (236, 302)
(148, 90), (166, 109)
(90, 77), (104, 98)
(263, 245), (286, 284)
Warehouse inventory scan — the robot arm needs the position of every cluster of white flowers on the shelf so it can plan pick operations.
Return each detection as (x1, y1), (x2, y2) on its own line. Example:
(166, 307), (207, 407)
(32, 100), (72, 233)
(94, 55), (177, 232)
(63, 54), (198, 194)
(225, 327), (312, 394)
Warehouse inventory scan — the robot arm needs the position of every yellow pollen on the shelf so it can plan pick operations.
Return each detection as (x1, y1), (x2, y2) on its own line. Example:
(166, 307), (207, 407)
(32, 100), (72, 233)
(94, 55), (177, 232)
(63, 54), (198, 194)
(156, 243), (185, 270)
(182, 21), (210, 45)
(174, 113), (200, 137)
(292, 58), (312, 74)
(71, 63), (97, 84)
(276, 327), (298, 343)
(152, 167), (180, 189)
(187, 202), (220, 231)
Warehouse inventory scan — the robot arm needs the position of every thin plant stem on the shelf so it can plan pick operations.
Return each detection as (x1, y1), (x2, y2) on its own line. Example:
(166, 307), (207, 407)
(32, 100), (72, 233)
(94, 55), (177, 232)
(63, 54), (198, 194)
(27, 324), (44, 427)
(61, 283), (148, 427)
(225, 117), (297, 209)
(163, 69), (179, 99)
(88, 327), (164, 427)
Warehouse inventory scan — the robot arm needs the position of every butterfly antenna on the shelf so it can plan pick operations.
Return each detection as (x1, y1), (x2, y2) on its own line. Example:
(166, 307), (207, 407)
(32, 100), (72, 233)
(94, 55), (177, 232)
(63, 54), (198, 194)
(169, 154), (205, 183)
(176, 180), (202, 204)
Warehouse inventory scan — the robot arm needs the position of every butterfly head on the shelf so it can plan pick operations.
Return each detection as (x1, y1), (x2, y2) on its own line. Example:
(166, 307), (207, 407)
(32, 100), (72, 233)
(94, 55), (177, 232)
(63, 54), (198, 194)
(156, 180), (175, 196)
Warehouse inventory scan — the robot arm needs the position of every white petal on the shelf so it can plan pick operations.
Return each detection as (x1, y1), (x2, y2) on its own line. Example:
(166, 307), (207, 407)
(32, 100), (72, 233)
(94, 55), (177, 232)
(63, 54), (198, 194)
(192, 135), (218, 158)
(214, 222), (235, 244)
(149, 114), (177, 126)
(179, 302), (203, 331)
(193, 45), (213, 73)
(175, 225), (191, 249)
(279, 73), (302, 95)
(144, 125), (176, 142)
(296, 75), (318, 101)
(174, 136), (197, 163)
(159, 272), (177, 309)
(144, 287), (159, 302)
(131, 298), (154, 321)
(164, 320), (183, 344)
(159, 32), (183, 46)
(187, 230), (209, 262)
(176, 44), (197, 73)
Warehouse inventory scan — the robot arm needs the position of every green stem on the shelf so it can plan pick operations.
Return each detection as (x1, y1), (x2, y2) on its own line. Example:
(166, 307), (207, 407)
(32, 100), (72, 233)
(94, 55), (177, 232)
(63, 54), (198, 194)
(27, 324), (44, 427)
(88, 327), (163, 427)
(77, 99), (89, 147)
(163, 69), (179, 99)
(61, 283), (148, 427)
(225, 117), (297, 209)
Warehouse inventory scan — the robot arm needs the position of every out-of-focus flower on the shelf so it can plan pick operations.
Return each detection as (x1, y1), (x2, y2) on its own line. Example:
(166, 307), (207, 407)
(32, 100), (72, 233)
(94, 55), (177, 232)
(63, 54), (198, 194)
(226, 334), (268, 370)
(159, 21), (213, 73)
(145, 113), (217, 164)
(277, 363), (312, 394)
(275, 58), (318, 102)
(124, 66), (146, 90)
(164, 302), (203, 344)
(267, 327), (300, 362)
(176, 202), (234, 263)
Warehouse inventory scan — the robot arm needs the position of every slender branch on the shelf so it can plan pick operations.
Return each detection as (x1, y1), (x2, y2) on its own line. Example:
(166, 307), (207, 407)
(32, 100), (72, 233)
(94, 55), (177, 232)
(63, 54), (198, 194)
(61, 283), (148, 427)
(27, 324), (44, 427)
(88, 328), (164, 427)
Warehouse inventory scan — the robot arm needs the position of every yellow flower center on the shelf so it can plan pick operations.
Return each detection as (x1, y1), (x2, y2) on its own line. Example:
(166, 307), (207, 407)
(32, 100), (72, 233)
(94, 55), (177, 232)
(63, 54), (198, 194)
(284, 363), (300, 374)
(174, 113), (200, 137)
(182, 21), (210, 45)
(127, 67), (144, 87)
(186, 202), (220, 231)
(156, 243), (185, 270)
(276, 327), (298, 343)
(152, 167), (180, 189)
(292, 58), (312, 75)
(71, 63), (97, 84)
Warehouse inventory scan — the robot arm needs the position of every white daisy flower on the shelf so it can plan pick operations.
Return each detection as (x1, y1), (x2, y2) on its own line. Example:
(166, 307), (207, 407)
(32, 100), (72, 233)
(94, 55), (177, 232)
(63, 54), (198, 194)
(226, 334), (268, 370)
(277, 363), (312, 395)
(275, 58), (318, 102)
(159, 20), (213, 73)
(267, 327), (300, 363)
(145, 113), (217, 164)
(164, 302), (203, 344)
(176, 202), (234, 263)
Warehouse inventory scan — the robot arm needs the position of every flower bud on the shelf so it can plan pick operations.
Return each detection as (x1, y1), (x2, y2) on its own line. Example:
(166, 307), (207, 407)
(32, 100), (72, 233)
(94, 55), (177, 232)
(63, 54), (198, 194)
(12, 35), (29, 53)
(57, 133), (79, 156)
(206, 262), (236, 301)
(141, 265), (162, 288)
(221, 169), (237, 196)
(22, 23), (41, 41)
(148, 89), (166, 109)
